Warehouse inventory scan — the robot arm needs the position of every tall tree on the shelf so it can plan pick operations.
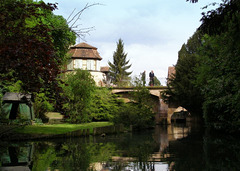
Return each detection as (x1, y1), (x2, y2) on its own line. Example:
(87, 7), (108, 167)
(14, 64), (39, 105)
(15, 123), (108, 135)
(0, 0), (75, 98)
(108, 39), (132, 86)
(63, 69), (96, 123)
(162, 31), (204, 118)
(163, 0), (240, 131)
(153, 77), (161, 86)
(195, 0), (240, 130)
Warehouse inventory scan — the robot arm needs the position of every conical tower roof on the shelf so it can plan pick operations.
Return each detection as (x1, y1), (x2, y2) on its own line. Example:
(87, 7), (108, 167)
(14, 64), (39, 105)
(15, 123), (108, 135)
(73, 42), (97, 49)
(69, 42), (102, 60)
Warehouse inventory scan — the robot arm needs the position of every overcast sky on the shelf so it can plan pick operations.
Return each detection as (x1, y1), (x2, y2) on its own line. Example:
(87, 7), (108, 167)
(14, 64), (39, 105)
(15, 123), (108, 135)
(45, 0), (221, 85)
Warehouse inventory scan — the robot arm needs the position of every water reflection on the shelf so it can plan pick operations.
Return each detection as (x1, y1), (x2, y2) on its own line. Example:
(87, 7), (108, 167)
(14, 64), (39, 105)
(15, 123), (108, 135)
(0, 142), (33, 171)
(1, 123), (240, 170)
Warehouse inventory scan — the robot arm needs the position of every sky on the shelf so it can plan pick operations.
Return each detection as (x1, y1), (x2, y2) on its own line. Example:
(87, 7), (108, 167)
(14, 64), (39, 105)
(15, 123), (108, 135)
(45, 0), (222, 85)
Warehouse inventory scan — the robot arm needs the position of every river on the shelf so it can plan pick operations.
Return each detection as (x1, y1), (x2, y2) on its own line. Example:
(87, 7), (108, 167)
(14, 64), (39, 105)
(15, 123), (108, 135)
(1, 123), (240, 171)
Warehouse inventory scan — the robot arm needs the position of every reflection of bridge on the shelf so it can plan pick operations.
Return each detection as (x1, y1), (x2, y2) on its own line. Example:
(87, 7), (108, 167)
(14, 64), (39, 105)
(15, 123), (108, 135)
(111, 86), (179, 124)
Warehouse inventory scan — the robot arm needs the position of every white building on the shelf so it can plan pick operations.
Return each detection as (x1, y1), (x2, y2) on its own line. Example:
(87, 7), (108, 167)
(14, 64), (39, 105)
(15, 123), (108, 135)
(66, 42), (109, 86)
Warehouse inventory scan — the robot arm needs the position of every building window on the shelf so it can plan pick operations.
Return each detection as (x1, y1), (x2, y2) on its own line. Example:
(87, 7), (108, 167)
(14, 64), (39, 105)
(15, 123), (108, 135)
(87, 60), (91, 70)
(87, 60), (95, 70)
(97, 61), (100, 71)
(82, 60), (87, 70)
(94, 60), (97, 70)
(74, 59), (82, 69)
(91, 60), (94, 70)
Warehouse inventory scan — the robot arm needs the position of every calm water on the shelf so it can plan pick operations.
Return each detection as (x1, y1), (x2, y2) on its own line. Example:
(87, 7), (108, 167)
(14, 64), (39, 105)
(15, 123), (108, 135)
(1, 123), (240, 171)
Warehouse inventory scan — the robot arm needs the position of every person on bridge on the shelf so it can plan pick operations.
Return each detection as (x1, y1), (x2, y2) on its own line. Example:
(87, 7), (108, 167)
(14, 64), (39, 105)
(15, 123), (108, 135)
(149, 70), (154, 86)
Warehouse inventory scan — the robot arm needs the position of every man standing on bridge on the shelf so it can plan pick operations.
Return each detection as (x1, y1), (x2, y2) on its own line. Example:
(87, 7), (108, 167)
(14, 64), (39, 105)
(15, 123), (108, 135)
(149, 70), (154, 86)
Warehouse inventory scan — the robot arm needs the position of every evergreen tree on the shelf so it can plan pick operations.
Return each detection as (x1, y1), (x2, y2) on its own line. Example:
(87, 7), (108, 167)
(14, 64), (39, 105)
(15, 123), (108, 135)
(108, 39), (132, 86)
(162, 31), (204, 118)
(153, 77), (161, 86)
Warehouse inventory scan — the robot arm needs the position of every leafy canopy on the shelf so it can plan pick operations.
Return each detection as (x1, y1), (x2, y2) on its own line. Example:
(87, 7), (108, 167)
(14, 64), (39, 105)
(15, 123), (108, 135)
(113, 76), (155, 129)
(163, 0), (240, 131)
(0, 0), (76, 96)
(195, 0), (240, 130)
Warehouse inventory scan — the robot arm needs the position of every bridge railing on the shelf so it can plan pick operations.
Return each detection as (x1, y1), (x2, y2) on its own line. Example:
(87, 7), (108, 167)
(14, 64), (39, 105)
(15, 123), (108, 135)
(110, 86), (168, 90)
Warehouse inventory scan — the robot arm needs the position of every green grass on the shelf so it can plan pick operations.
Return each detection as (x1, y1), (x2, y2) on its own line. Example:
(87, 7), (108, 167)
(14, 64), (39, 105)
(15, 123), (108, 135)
(14, 122), (113, 135)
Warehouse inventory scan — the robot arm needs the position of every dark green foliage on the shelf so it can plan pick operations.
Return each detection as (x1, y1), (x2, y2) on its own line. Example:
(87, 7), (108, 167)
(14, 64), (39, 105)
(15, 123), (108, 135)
(108, 39), (132, 86)
(29, 140), (117, 170)
(130, 76), (154, 107)
(87, 88), (123, 121)
(162, 31), (204, 117)
(112, 103), (155, 130)
(148, 76), (161, 86)
(63, 71), (155, 125)
(195, 2), (240, 130)
(113, 77), (155, 129)
(154, 77), (161, 86)
(63, 69), (96, 123)
(199, 0), (235, 36)
(0, 0), (56, 93)
(141, 71), (146, 86)
(46, 14), (76, 66)
(163, 0), (240, 131)
(33, 91), (54, 120)
(32, 144), (56, 171)
(0, 0), (76, 111)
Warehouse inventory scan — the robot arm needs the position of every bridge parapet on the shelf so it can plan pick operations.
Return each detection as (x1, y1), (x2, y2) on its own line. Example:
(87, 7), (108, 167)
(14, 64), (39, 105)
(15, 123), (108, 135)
(111, 86), (167, 97)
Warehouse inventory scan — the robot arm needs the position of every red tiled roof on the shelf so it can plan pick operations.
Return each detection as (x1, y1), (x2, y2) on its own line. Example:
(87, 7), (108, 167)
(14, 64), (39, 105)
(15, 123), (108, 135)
(69, 42), (102, 60)
(73, 42), (97, 49)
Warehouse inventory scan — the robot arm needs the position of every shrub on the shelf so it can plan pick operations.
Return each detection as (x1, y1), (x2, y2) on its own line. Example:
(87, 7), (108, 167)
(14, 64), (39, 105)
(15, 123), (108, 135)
(87, 88), (123, 121)
(63, 69), (96, 123)
(112, 103), (155, 130)
(112, 76), (155, 129)
(33, 91), (54, 120)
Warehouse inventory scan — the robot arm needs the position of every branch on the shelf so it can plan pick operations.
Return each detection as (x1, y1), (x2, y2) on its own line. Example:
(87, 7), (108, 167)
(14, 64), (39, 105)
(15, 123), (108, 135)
(67, 3), (102, 40)
(186, 0), (198, 3)
(73, 26), (95, 41)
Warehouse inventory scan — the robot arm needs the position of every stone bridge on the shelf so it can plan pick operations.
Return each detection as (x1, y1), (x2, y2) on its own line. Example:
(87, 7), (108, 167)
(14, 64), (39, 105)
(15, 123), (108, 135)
(111, 86), (180, 124)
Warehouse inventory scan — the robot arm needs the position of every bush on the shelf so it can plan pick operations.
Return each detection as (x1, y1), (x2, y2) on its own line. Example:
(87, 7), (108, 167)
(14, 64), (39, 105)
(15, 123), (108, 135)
(63, 69), (96, 123)
(112, 103), (155, 130)
(87, 88), (123, 121)
(33, 91), (54, 120)
(112, 76), (155, 129)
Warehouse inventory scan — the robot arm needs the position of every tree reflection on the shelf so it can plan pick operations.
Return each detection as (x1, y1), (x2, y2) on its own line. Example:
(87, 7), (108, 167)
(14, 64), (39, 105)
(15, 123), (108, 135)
(203, 133), (240, 170)
(163, 126), (240, 170)
(32, 143), (56, 171)
(30, 138), (117, 171)
(0, 142), (34, 171)
(1, 124), (240, 170)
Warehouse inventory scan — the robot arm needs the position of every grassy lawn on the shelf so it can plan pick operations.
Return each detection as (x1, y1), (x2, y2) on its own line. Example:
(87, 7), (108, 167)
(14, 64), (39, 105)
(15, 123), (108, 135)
(14, 122), (113, 135)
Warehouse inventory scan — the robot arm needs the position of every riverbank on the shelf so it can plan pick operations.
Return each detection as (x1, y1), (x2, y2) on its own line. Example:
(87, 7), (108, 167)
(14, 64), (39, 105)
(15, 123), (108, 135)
(0, 122), (126, 141)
